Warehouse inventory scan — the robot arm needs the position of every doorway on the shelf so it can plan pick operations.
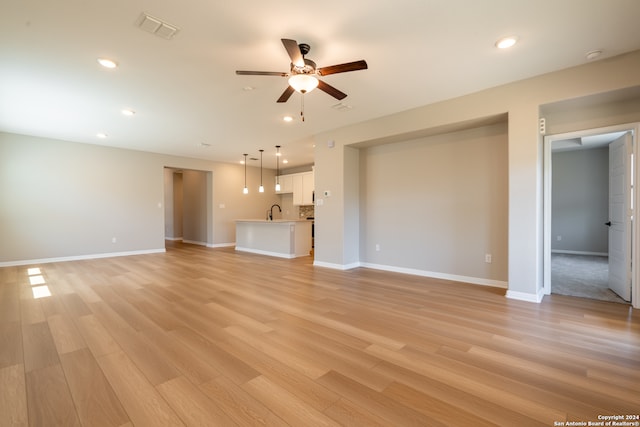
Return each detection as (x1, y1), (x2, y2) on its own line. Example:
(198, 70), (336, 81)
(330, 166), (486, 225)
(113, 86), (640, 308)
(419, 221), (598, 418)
(164, 167), (212, 246)
(543, 124), (639, 307)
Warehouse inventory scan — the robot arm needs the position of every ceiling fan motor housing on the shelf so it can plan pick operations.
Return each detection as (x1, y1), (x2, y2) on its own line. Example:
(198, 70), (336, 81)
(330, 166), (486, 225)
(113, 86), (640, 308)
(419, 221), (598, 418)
(292, 58), (317, 75)
(298, 43), (311, 56)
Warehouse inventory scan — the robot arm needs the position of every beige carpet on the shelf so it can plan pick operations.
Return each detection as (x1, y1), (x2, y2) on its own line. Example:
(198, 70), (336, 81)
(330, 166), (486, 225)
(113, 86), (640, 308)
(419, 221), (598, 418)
(551, 253), (628, 304)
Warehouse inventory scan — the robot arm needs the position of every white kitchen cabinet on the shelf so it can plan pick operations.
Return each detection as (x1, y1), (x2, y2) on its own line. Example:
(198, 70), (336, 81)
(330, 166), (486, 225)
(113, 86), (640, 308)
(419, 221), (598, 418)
(301, 172), (314, 205)
(279, 171), (314, 205)
(292, 174), (304, 205)
(275, 174), (293, 193)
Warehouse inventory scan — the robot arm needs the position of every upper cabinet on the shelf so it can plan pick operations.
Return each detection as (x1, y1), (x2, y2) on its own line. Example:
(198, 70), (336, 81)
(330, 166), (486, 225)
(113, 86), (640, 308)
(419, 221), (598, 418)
(276, 171), (314, 205)
(300, 172), (314, 205)
(276, 174), (293, 194)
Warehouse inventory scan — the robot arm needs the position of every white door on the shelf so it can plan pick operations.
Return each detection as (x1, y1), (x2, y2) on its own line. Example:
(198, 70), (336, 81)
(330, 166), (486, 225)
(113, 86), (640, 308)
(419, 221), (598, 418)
(608, 133), (632, 301)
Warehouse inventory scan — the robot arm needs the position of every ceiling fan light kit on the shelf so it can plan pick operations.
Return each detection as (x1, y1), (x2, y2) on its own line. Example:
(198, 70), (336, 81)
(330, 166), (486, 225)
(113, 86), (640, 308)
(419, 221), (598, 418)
(236, 38), (368, 120)
(288, 74), (319, 94)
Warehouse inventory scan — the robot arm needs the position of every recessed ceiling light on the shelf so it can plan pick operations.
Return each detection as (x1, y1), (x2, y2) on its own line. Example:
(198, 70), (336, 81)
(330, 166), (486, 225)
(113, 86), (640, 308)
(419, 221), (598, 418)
(495, 36), (518, 49)
(97, 58), (118, 69)
(96, 132), (108, 139)
(121, 109), (135, 116)
(283, 116), (293, 122)
(283, 159), (289, 164)
(243, 86), (254, 91)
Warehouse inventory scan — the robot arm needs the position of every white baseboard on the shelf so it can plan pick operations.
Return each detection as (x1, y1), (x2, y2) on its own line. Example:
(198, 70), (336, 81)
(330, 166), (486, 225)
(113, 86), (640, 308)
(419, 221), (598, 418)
(0, 248), (166, 267)
(207, 242), (235, 248)
(313, 260), (361, 270)
(551, 250), (608, 256)
(166, 238), (234, 249)
(360, 262), (509, 289)
(182, 240), (208, 247)
(312, 260), (508, 289)
(506, 288), (545, 303)
(235, 246), (308, 259)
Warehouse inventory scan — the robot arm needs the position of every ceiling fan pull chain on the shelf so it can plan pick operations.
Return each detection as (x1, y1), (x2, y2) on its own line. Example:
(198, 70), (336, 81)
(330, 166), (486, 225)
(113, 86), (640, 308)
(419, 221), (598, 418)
(301, 94), (305, 122)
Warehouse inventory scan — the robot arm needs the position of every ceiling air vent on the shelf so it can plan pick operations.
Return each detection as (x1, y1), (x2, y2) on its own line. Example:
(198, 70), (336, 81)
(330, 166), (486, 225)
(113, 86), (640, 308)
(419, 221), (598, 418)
(331, 102), (353, 111)
(136, 12), (179, 40)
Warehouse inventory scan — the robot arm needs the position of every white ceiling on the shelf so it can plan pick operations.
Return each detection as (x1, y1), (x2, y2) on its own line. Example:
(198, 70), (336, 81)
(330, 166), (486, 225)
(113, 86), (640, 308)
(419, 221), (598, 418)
(2, 0), (640, 169)
(552, 131), (628, 152)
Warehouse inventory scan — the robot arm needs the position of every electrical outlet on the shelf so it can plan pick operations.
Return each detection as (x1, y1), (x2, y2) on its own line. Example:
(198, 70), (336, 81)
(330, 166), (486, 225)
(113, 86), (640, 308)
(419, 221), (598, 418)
(375, 244), (381, 251)
(557, 235), (562, 241)
(112, 237), (117, 244)
(485, 254), (492, 263)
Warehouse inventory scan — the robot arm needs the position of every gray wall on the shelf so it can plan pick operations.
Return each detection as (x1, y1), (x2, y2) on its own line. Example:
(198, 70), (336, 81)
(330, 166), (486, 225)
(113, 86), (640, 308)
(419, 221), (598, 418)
(0, 132), (276, 264)
(173, 172), (184, 239)
(314, 50), (640, 301)
(163, 168), (184, 240)
(359, 123), (508, 283)
(552, 147), (609, 254)
(182, 170), (208, 245)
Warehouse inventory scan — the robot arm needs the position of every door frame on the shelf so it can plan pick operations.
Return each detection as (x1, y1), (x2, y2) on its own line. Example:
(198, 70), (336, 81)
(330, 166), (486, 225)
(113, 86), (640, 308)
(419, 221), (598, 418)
(543, 123), (640, 309)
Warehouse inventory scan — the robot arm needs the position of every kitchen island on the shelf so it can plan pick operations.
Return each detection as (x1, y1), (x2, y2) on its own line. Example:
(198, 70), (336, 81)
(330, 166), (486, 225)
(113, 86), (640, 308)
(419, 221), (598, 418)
(235, 219), (312, 258)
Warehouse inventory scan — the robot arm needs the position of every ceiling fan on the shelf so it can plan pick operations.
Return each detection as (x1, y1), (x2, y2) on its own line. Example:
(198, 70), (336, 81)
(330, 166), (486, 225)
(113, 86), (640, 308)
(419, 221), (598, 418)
(236, 39), (368, 103)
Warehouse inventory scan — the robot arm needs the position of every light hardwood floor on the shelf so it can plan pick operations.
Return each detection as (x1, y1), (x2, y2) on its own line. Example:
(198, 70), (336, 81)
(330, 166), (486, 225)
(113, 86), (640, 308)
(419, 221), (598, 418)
(1, 241), (639, 426)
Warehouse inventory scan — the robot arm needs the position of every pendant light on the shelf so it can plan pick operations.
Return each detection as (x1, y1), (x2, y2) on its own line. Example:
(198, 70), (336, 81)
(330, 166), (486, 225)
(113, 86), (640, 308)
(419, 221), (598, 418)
(242, 154), (248, 194)
(258, 149), (264, 193)
(275, 145), (281, 191)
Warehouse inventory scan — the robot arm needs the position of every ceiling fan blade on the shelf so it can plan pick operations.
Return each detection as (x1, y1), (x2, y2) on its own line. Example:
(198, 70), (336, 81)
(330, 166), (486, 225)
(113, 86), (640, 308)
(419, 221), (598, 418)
(236, 70), (288, 76)
(317, 60), (368, 76)
(281, 38), (304, 67)
(277, 86), (295, 103)
(317, 79), (347, 100)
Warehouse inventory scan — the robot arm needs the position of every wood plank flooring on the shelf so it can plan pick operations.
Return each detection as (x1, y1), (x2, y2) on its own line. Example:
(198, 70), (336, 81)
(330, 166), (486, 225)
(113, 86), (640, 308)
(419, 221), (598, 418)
(1, 241), (638, 426)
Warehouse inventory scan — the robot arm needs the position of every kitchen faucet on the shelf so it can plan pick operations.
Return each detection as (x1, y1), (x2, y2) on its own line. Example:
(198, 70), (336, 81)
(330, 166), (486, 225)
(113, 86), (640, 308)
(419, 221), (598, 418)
(269, 203), (281, 221)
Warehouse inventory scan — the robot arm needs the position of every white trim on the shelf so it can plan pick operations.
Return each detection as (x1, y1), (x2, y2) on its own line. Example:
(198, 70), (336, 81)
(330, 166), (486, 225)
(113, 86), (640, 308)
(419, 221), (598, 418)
(313, 260), (509, 288)
(235, 247), (310, 259)
(182, 240), (208, 246)
(361, 262), (508, 289)
(506, 288), (545, 303)
(313, 260), (361, 270)
(207, 242), (235, 248)
(551, 250), (608, 256)
(0, 248), (166, 267)
(165, 236), (183, 241)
